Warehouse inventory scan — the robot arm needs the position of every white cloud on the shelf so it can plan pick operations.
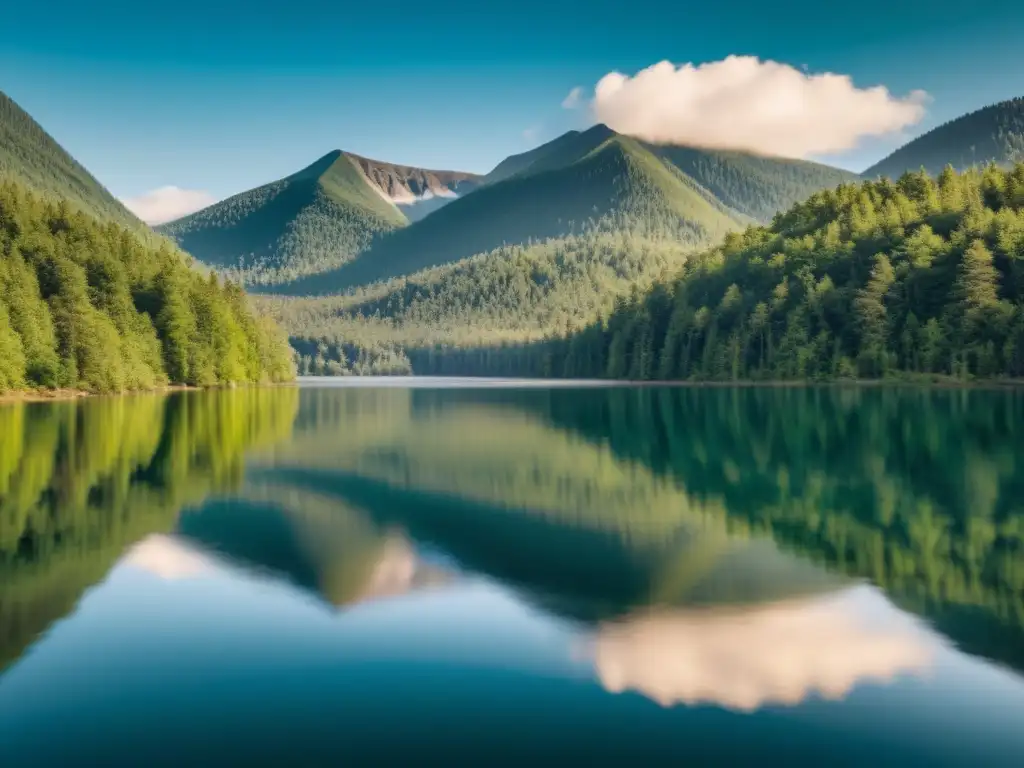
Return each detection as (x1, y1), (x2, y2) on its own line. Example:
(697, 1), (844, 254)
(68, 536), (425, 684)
(589, 56), (929, 159)
(561, 86), (584, 110)
(522, 125), (541, 142)
(120, 185), (217, 225)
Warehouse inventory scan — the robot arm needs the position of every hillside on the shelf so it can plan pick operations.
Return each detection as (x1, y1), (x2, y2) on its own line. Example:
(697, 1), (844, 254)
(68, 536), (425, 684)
(157, 151), (408, 286)
(647, 144), (857, 222)
(481, 129), (584, 185)
(482, 125), (856, 221)
(0, 91), (142, 229)
(426, 163), (1024, 381)
(864, 97), (1024, 179)
(0, 179), (294, 393)
(265, 231), (691, 375)
(274, 128), (745, 296)
(158, 151), (482, 286)
(267, 128), (856, 373)
(164, 123), (852, 298)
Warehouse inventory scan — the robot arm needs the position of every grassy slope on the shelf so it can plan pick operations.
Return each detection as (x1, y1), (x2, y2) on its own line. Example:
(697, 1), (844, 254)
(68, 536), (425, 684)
(158, 151), (408, 285)
(0, 91), (142, 230)
(864, 97), (1024, 179)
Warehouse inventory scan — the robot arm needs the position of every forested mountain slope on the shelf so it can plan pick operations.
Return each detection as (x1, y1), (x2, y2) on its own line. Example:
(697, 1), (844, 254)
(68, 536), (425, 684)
(648, 145), (857, 223)
(157, 151), (409, 286)
(398, 164), (1024, 380)
(864, 97), (1024, 179)
(163, 124), (852, 297)
(481, 126), (856, 222)
(0, 91), (142, 230)
(481, 129), (584, 185)
(274, 131), (744, 296)
(0, 180), (294, 393)
(267, 130), (856, 374)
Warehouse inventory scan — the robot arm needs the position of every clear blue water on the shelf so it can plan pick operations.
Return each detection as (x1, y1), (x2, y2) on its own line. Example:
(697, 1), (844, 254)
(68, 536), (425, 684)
(1, 383), (1023, 765)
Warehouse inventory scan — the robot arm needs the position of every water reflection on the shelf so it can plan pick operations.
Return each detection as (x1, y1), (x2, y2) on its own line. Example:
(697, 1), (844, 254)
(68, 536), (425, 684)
(1, 384), (1023, 764)
(590, 587), (934, 711)
(0, 388), (297, 671)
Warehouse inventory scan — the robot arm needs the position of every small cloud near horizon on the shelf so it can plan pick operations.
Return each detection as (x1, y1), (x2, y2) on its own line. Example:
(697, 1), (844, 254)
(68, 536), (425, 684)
(583, 56), (929, 159)
(522, 125), (542, 142)
(120, 185), (217, 225)
(561, 86), (584, 109)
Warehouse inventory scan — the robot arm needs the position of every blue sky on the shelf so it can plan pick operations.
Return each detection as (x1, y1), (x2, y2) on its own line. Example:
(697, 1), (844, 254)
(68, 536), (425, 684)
(3, 0), (1023, 217)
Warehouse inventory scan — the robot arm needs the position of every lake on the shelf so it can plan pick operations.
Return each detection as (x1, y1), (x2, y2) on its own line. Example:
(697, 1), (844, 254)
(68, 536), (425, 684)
(1, 382), (1023, 765)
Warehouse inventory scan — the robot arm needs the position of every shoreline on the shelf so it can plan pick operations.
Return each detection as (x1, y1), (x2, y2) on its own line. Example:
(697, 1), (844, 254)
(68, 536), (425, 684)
(0, 381), (298, 405)
(3, 376), (1022, 403)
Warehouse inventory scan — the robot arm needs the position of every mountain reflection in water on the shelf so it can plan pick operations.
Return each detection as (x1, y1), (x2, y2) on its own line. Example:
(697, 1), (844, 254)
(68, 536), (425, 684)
(1, 383), (1023, 765)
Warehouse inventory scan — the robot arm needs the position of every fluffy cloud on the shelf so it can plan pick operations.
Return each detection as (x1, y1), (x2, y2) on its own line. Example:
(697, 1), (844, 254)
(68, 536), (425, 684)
(590, 56), (929, 159)
(561, 86), (584, 110)
(120, 185), (217, 225)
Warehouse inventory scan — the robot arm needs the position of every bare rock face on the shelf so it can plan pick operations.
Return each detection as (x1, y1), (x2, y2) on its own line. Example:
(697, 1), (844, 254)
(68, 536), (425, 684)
(347, 153), (483, 221)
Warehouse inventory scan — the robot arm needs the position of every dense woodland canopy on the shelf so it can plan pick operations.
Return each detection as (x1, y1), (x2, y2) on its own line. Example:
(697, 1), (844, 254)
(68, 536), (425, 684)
(0, 180), (294, 393)
(393, 164), (1024, 380)
(268, 232), (692, 376)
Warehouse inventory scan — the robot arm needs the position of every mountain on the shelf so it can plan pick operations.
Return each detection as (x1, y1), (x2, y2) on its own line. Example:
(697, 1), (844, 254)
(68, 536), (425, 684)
(0, 91), (142, 229)
(646, 144), (857, 223)
(275, 126), (746, 296)
(166, 124), (853, 296)
(481, 129), (585, 185)
(157, 151), (482, 286)
(427, 162), (1024, 381)
(864, 97), (1024, 179)
(265, 126), (856, 372)
(486, 125), (856, 221)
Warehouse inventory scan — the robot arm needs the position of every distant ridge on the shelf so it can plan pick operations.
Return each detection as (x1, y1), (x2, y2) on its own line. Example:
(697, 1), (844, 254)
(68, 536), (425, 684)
(864, 97), (1024, 179)
(274, 128), (744, 295)
(0, 90), (142, 229)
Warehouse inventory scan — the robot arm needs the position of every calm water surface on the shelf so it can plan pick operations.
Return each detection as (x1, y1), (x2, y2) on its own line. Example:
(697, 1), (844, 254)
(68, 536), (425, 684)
(1, 382), (1023, 765)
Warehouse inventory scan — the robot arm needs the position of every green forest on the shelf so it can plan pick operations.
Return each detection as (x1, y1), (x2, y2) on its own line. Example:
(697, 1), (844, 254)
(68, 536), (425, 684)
(0, 180), (295, 393)
(396, 163), (1024, 380)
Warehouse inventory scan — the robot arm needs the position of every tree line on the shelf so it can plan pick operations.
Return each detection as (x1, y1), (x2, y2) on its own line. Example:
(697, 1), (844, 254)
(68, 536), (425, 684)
(0, 180), (295, 393)
(407, 164), (1024, 380)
